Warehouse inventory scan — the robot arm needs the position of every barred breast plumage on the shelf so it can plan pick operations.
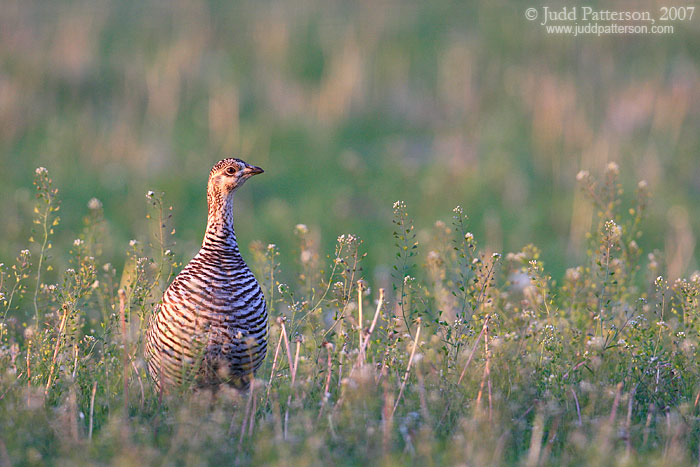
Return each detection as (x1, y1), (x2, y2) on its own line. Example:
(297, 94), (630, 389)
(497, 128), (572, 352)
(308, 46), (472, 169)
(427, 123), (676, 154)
(145, 158), (267, 392)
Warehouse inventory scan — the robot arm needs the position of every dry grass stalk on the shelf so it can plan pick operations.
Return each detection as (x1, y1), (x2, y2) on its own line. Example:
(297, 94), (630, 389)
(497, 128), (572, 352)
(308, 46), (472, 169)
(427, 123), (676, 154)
(525, 409), (544, 467)
(539, 417), (560, 464)
(571, 388), (582, 426)
(279, 318), (294, 381)
(609, 381), (623, 424)
(248, 383), (258, 434)
(292, 337), (301, 386)
(357, 280), (364, 349)
(238, 379), (256, 444)
(317, 342), (333, 421)
(131, 360), (145, 410)
(382, 371), (393, 457)
(26, 339), (32, 406)
(356, 288), (384, 368)
(475, 317), (492, 419)
(264, 319), (285, 406)
(45, 304), (70, 394)
(88, 381), (97, 440)
(457, 314), (490, 385)
(392, 318), (421, 416)
(68, 386), (79, 442)
(277, 318), (296, 440)
(71, 344), (78, 379)
(119, 289), (128, 414)
(284, 335), (302, 440)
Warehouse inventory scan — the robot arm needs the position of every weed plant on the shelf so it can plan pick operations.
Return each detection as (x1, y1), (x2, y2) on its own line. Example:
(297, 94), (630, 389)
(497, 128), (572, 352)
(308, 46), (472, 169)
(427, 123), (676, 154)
(0, 164), (698, 465)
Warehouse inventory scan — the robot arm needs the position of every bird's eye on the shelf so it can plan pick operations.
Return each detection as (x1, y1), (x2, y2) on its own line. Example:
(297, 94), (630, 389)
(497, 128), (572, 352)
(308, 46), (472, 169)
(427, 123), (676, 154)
(224, 166), (236, 176)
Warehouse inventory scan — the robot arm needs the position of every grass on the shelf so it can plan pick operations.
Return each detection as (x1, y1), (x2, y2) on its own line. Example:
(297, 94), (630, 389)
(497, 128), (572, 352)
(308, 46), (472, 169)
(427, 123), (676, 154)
(0, 163), (699, 465)
(0, 1), (698, 464)
(0, 1), (698, 282)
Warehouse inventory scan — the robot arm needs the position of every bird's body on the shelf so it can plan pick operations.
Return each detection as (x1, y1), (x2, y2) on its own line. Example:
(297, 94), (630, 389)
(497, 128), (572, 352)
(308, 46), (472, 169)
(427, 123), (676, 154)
(145, 158), (267, 392)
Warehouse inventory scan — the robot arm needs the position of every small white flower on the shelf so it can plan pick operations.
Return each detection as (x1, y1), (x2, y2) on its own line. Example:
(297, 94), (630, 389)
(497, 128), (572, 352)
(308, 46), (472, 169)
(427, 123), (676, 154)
(604, 220), (622, 241)
(129, 240), (138, 247)
(576, 170), (589, 181)
(565, 267), (582, 282)
(267, 243), (276, 251)
(300, 250), (312, 264)
(605, 161), (619, 176)
(295, 224), (309, 235)
(87, 198), (102, 210)
(146, 191), (155, 200)
(427, 250), (440, 262)
(35, 167), (48, 175)
(73, 239), (84, 247)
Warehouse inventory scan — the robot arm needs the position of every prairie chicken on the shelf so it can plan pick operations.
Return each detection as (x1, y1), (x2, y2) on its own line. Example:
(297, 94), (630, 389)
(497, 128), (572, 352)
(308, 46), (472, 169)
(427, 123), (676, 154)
(145, 158), (267, 392)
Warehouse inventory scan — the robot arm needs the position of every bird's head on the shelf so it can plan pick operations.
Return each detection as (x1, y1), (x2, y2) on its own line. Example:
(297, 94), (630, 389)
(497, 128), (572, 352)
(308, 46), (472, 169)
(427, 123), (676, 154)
(208, 158), (264, 197)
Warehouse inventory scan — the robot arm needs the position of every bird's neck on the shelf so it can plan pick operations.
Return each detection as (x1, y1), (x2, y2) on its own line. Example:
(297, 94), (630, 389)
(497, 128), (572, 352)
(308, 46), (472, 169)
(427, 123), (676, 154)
(203, 187), (239, 250)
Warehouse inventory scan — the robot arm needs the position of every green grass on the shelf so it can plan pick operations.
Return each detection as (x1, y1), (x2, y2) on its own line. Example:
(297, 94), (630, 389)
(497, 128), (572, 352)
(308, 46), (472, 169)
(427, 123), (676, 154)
(0, 164), (699, 465)
(0, 1), (699, 464)
(0, 1), (698, 281)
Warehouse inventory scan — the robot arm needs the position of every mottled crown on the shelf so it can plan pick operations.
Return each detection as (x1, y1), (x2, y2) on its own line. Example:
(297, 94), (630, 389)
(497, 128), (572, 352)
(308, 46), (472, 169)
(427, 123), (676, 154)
(210, 158), (246, 177)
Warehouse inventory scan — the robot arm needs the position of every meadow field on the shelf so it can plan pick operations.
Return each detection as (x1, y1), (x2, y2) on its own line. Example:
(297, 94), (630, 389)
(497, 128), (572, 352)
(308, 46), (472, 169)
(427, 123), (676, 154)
(0, 0), (699, 465)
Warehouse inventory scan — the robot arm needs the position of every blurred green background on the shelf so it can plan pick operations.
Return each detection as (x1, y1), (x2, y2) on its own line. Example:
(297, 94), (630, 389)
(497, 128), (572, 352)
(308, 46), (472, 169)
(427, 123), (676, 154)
(0, 0), (698, 282)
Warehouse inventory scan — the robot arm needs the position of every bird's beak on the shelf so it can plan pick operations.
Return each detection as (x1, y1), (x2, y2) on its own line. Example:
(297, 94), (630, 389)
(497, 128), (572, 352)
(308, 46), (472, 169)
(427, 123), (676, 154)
(243, 165), (264, 177)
